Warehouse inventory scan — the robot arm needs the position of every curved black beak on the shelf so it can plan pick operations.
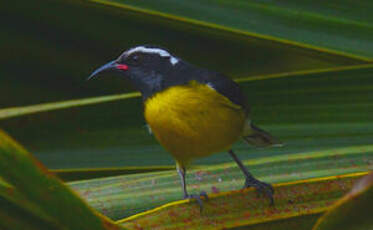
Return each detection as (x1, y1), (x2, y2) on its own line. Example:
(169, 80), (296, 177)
(87, 60), (128, 80)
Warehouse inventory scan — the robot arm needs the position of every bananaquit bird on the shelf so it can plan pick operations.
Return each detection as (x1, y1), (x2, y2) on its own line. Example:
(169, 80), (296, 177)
(88, 45), (280, 207)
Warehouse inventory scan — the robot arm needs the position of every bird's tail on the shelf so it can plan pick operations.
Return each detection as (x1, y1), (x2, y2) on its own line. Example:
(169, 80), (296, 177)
(242, 123), (283, 147)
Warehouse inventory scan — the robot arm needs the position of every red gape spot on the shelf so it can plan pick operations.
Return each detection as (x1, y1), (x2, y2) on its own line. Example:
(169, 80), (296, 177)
(116, 64), (128, 71)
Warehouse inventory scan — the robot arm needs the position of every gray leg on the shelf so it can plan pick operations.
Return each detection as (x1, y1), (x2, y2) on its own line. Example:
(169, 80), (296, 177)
(176, 164), (188, 198)
(176, 163), (208, 211)
(228, 149), (274, 205)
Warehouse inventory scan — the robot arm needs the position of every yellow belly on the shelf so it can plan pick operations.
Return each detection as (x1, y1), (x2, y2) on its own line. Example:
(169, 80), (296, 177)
(144, 81), (246, 166)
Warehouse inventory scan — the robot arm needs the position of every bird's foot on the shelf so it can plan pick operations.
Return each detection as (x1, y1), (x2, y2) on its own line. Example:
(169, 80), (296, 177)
(184, 191), (208, 212)
(244, 178), (274, 205)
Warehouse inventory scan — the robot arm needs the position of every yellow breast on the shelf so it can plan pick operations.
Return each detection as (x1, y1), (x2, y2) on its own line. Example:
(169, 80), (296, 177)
(144, 81), (246, 165)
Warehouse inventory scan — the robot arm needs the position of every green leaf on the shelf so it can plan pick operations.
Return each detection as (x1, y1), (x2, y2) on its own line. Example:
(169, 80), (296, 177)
(0, 93), (140, 120)
(94, 0), (373, 59)
(231, 214), (321, 230)
(53, 166), (173, 182)
(1, 0), (366, 108)
(313, 172), (373, 230)
(0, 197), (61, 230)
(1, 64), (372, 170)
(117, 173), (366, 230)
(70, 144), (373, 220)
(0, 130), (124, 230)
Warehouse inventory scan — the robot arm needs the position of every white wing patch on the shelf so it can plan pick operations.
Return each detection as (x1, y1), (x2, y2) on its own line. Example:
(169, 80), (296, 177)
(206, 82), (216, 91)
(126, 46), (179, 65)
(145, 124), (152, 135)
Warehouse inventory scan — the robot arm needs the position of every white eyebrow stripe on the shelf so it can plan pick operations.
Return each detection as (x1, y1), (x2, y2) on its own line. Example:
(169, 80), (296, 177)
(126, 46), (179, 65)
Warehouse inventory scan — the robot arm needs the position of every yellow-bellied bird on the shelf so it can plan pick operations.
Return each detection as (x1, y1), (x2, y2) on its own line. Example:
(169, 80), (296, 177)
(88, 45), (281, 208)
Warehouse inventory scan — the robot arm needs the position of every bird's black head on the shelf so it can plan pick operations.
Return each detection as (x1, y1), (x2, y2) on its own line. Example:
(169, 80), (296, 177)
(88, 45), (182, 99)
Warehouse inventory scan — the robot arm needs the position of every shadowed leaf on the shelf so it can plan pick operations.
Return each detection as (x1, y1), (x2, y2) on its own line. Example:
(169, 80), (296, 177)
(1, 65), (372, 170)
(95, 0), (373, 59)
(1, 0), (366, 108)
(0, 130), (124, 230)
(313, 172), (373, 230)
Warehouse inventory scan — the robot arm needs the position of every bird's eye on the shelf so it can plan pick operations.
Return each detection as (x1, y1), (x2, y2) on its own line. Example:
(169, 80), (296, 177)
(132, 55), (139, 61)
(128, 54), (142, 65)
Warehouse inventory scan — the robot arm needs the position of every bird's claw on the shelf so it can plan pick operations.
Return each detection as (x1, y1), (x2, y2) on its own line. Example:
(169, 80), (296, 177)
(184, 191), (208, 212)
(244, 178), (274, 205)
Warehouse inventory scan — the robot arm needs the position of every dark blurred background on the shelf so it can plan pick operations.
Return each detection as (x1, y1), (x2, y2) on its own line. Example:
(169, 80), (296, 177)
(1, 0), (370, 170)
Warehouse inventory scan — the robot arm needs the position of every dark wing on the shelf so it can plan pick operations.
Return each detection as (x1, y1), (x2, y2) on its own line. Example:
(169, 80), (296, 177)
(202, 71), (250, 114)
(161, 61), (250, 114)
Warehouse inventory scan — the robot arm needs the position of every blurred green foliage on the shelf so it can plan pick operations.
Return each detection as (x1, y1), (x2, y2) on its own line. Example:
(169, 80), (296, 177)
(1, 0), (365, 108)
